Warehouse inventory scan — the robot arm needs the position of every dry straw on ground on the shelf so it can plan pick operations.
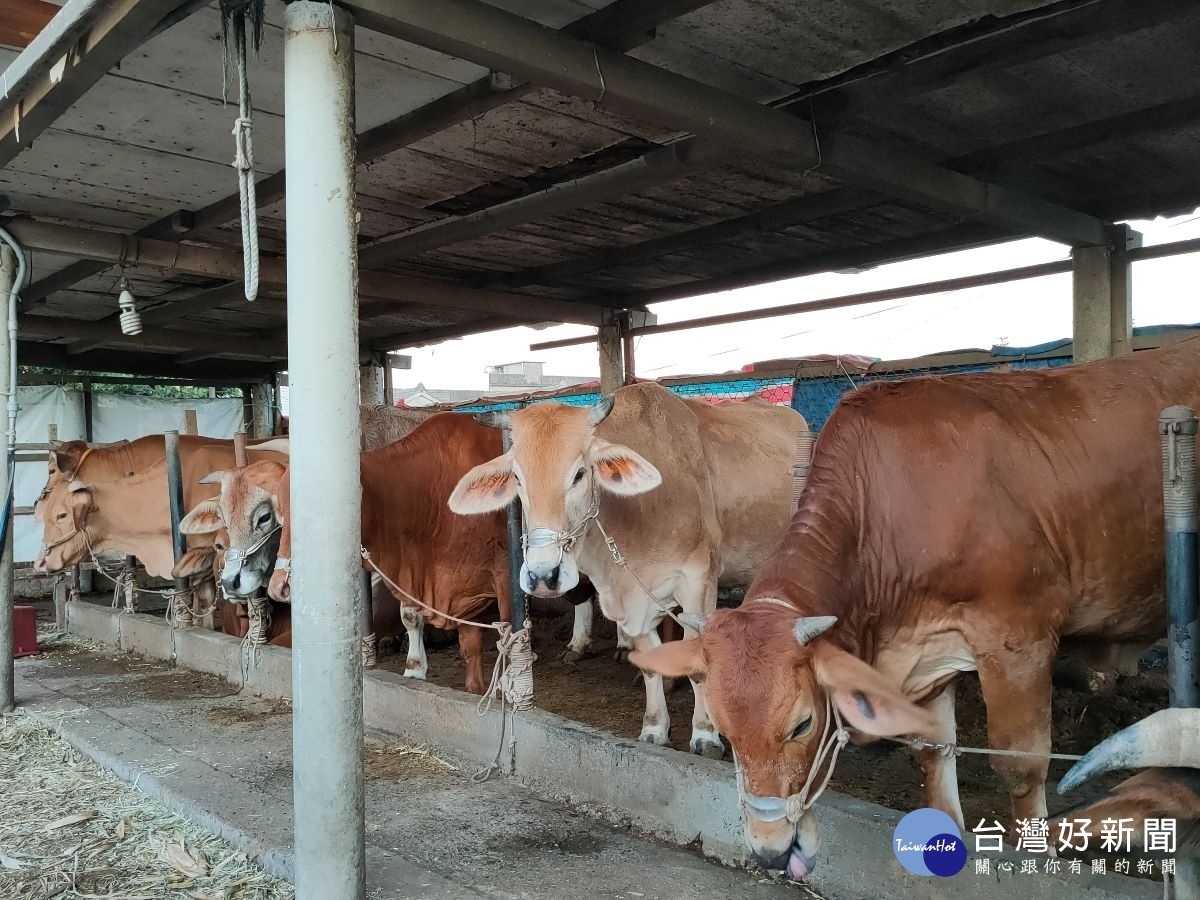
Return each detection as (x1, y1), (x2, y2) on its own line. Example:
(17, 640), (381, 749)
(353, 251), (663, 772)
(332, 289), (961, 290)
(0, 710), (293, 900)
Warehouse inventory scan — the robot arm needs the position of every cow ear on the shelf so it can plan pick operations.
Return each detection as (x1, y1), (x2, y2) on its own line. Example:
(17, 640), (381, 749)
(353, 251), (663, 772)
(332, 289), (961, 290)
(173, 547), (215, 579)
(589, 440), (661, 496)
(54, 447), (81, 477)
(629, 638), (705, 679)
(812, 643), (936, 738)
(449, 453), (518, 514)
(180, 499), (223, 534)
(68, 489), (90, 530)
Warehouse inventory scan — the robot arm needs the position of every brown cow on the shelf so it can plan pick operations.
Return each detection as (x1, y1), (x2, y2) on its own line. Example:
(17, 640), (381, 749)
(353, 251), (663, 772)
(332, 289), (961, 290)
(450, 383), (807, 757)
(34, 443), (288, 627)
(631, 338), (1200, 879)
(266, 414), (511, 694)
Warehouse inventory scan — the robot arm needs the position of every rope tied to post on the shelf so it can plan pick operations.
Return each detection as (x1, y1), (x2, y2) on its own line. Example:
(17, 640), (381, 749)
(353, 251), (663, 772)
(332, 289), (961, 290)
(359, 547), (536, 780)
(220, 1), (265, 302)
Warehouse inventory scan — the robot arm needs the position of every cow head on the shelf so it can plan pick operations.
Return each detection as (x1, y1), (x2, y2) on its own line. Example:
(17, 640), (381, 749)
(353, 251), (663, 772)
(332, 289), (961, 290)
(630, 605), (934, 879)
(180, 460), (287, 598)
(33, 479), (95, 573)
(448, 396), (661, 598)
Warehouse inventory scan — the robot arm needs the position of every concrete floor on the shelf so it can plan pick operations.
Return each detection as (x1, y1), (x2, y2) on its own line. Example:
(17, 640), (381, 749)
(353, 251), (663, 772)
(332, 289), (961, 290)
(14, 645), (814, 900)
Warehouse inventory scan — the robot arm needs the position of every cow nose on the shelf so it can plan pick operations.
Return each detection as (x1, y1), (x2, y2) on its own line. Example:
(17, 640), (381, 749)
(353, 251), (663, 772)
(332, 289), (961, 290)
(752, 847), (792, 872)
(523, 566), (560, 595)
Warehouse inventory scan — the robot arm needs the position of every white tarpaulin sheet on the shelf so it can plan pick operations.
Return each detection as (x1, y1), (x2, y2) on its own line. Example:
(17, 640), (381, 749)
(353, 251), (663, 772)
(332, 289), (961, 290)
(14, 387), (86, 563)
(13, 390), (243, 562)
(89, 394), (243, 443)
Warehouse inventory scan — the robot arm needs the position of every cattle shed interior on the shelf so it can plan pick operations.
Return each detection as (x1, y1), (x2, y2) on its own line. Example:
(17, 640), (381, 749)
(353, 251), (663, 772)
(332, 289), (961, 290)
(3, 1), (1200, 899)
(1, 0), (1199, 385)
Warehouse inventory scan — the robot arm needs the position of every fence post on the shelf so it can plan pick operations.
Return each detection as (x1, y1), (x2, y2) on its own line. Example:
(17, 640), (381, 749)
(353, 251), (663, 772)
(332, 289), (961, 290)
(1159, 405), (1200, 900)
(1160, 405), (1199, 708)
(182, 409), (198, 437)
(164, 431), (192, 627)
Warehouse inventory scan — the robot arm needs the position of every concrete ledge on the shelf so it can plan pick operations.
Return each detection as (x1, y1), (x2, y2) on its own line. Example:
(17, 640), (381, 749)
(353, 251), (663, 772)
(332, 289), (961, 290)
(65, 602), (1158, 900)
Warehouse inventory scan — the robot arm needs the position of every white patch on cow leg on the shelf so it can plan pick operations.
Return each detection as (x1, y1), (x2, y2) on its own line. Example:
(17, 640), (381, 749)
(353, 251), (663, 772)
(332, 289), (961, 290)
(688, 677), (724, 759)
(401, 605), (428, 680)
(913, 681), (964, 829)
(613, 623), (633, 662)
(632, 629), (670, 746)
(563, 597), (593, 662)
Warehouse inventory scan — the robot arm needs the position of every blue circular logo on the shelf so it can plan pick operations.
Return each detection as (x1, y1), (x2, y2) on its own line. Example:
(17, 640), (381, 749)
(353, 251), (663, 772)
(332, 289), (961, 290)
(892, 809), (966, 877)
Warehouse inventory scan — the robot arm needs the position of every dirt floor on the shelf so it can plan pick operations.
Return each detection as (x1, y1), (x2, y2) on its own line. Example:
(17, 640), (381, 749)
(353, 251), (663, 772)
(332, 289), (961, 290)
(376, 598), (1169, 827)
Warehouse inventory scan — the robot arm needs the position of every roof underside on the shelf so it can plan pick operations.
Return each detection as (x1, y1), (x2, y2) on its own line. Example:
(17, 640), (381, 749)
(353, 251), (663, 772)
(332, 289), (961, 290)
(1, 0), (1198, 380)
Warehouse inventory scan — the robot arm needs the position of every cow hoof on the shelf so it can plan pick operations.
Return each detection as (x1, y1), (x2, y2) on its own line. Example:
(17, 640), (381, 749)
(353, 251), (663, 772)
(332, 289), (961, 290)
(639, 729), (670, 747)
(402, 666), (428, 681)
(613, 648), (631, 663)
(691, 738), (725, 760)
(561, 648), (586, 665)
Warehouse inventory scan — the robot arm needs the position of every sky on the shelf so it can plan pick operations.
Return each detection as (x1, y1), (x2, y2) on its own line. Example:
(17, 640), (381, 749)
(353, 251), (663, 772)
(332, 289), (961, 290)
(391, 211), (1200, 393)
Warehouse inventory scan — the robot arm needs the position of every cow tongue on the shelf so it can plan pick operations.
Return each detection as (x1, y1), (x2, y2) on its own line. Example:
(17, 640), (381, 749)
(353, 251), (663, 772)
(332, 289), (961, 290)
(786, 845), (810, 881)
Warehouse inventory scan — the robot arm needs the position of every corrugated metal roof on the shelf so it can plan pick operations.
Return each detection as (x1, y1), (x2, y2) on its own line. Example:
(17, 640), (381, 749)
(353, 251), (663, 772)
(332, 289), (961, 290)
(1, 0), (1197, 378)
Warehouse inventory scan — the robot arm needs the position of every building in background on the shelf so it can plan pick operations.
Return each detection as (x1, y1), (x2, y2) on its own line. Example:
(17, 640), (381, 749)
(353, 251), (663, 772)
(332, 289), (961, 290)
(486, 361), (592, 394)
(394, 362), (593, 407)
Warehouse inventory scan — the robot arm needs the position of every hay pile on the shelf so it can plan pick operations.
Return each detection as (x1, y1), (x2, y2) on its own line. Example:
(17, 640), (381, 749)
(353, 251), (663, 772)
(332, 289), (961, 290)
(0, 711), (293, 900)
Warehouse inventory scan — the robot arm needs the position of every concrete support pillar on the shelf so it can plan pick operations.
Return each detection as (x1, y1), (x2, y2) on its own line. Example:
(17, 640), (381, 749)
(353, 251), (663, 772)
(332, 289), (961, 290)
(249, 383), (273, 439)
(598, 313), (624, 395)
(359, 362), (385, 406)
(0, 245), (14, 713)
(284, 4), (365, 899)
(1072, 225), (1140, 363)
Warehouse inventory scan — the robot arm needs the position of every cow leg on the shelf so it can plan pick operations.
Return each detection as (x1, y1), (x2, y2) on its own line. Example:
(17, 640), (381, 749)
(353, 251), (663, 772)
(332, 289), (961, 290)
(458, 624), (487, 695)
(631, 629), (671, 746)
(976, 640), (1055, 831)
(563, 596), (593, 663)
(400, 605), (428, 680)
(912, 680), (964, 828)
(614, 624), (633, 662)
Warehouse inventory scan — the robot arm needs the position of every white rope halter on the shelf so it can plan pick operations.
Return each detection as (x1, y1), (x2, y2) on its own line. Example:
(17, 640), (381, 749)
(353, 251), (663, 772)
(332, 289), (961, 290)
(737, 693), (851, 823)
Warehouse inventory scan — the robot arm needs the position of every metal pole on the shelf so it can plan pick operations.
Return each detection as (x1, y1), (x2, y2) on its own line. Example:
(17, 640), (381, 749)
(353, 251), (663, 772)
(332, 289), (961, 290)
(620, 311), (635, 386)
(284, 5), (365, 898)
(164, 430), (191, 611)
(1159, 405), (1200, 899)
(0, 245), (14, 712)
(501, 425), (528, 634)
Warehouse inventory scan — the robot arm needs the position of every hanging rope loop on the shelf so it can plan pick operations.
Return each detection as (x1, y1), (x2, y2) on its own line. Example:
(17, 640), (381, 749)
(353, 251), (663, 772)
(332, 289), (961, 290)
(220, 1), (265, 303)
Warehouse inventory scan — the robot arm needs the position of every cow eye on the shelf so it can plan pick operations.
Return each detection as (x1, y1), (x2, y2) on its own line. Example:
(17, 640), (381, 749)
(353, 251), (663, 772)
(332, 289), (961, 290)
(214, 541), (226, 552)
(256, 511), (272, 528)
(56, 512), (67, 521)
(789, 716), (813, 740)
(572, 467), (586, 485)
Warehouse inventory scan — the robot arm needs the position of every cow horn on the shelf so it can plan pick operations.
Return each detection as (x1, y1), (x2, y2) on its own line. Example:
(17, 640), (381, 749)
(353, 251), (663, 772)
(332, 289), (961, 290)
(1057, 708), (1200, 794)
(473, 410), (511, 429)
(250, 438), (290, 456)
(588, 395), (615, 426)
(676, 612), (710, 635)
(793, 615), (838, 646)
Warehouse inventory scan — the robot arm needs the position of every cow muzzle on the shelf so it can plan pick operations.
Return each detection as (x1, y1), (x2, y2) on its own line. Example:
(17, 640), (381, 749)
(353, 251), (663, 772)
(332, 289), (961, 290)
(520, 522), (589, 597)
(745, 803), (820, 880)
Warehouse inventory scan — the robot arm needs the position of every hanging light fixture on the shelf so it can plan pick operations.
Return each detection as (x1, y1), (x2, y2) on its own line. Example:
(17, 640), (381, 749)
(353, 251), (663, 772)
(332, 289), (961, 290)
(117, 279), (143, 336)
